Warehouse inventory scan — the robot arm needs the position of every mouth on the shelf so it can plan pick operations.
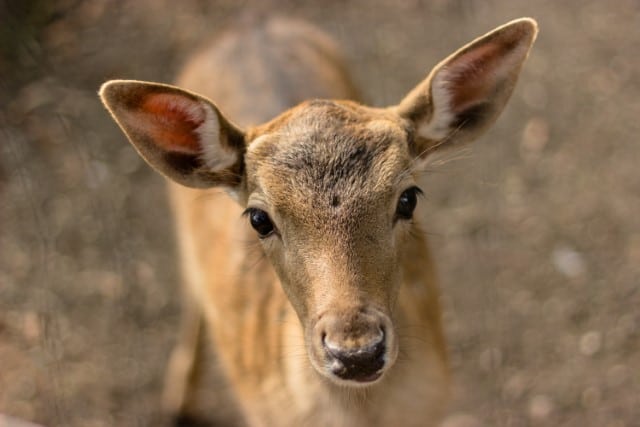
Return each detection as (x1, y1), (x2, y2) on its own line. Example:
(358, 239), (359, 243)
(356, 371), (383, 383)
(324, 361), (385, 386)
(331, 369), (384, 386)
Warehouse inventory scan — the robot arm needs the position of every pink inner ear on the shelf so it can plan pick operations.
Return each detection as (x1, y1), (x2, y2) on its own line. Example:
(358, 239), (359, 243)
(139, 93), (206, 154)
(446, 42), (506, 112)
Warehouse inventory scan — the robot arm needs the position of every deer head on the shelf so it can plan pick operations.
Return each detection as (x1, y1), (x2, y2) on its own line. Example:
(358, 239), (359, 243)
(100, 18), (537, 386)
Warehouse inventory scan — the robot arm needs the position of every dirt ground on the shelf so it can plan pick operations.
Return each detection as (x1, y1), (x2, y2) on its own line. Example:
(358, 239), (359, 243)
(1, 0), (639, 426)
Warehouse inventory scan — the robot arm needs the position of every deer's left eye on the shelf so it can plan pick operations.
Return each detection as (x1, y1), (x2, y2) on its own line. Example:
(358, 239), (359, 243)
(395, 187), (422, 220)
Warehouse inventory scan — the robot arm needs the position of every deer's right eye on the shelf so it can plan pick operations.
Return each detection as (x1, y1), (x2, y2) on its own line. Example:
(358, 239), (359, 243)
(395, 186), (422, 220)
(246, 208), (275, 237)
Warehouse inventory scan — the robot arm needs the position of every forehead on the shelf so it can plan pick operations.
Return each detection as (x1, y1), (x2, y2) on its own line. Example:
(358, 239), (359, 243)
(246, 100), (412, 214)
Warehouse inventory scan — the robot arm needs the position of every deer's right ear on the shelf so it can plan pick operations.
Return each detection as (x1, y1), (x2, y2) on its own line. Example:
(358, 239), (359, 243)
(99, 80), (245, 189)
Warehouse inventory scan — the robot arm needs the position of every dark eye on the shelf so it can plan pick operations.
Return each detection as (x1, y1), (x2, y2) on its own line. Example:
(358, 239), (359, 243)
(396, 187), (422, 220)
(247, 208), (275, 237)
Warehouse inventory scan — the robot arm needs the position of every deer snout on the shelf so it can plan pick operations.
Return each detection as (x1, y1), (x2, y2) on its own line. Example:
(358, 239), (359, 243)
(324, 330), (386, 382)
(313, 309), (397, 384)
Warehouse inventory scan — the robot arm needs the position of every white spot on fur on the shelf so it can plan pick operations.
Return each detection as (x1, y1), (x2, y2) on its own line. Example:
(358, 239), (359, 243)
(197, 103), (238, 171)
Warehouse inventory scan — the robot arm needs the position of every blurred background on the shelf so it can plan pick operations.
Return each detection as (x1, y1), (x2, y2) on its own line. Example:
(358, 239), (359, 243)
(1, 0), (639, 426)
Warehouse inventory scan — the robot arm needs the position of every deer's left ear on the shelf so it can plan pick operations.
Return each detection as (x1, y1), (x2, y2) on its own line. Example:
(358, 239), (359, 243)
(394, 18), (538, 158)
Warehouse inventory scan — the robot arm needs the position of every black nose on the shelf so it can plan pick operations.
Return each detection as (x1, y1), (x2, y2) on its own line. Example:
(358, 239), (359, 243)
(323, 336), (386, 382)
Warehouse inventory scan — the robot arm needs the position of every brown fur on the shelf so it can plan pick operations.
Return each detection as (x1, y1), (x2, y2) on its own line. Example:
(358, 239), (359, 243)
(99, 17), (537, 427)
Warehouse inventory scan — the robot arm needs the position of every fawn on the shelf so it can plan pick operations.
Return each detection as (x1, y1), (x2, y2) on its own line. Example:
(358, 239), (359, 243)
(100, 17), (537, 427)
